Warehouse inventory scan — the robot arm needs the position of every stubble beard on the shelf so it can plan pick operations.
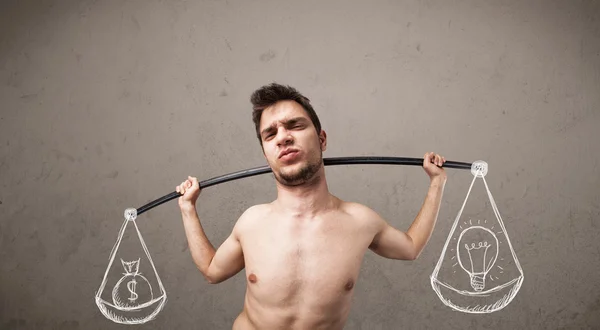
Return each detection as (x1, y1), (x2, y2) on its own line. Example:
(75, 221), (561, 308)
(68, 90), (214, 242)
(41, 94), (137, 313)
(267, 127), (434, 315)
(276, 148), (323, 187)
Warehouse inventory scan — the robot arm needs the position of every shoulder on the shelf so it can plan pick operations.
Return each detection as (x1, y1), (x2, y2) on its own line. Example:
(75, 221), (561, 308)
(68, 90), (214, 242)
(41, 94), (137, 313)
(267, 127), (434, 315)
(232, 203), (271, 235)
(341, 200), (379, 219)
(340, 201), (386, 231)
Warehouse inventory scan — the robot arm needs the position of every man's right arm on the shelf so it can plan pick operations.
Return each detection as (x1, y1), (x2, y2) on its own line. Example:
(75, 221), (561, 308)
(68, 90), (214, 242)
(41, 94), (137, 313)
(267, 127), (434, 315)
(177, 175), (247, 284)
(181, 206), (246, 284)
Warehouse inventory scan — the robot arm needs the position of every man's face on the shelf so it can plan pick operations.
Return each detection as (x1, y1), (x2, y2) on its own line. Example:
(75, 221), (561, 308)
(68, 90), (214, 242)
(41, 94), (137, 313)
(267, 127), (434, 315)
(259, 100), (326, 186)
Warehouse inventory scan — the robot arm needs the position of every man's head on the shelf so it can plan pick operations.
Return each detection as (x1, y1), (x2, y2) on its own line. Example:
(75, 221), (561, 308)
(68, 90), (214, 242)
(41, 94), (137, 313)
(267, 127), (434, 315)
(251, 83), (322, 146)
(250, 83), (327, 186)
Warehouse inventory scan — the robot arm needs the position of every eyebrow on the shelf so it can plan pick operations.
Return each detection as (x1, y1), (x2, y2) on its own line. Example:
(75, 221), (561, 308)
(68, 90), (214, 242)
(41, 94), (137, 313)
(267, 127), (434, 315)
(261, 117), (308, 137)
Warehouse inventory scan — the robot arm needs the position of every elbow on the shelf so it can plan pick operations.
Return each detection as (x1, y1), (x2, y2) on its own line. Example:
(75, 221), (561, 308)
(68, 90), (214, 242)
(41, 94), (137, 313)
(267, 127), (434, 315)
(393, 250), (418, 261)
(203, 272), (214, 284)
(204, 273), (222, 284)
(407, 237), (422, 260)
(410, 246), (426, 260)
(197, 266), (220, 284)
(404, 247), (420, 261)
(399, 252), (418, 261)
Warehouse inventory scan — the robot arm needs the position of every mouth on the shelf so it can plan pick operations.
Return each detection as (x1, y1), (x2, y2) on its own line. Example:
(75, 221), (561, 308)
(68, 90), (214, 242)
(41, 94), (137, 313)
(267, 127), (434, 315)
(279, 150), (300, 161)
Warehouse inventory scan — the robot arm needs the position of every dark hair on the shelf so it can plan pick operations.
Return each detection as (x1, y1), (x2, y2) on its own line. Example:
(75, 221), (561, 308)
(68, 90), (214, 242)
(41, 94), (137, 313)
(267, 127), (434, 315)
(250, 83), (322, 147)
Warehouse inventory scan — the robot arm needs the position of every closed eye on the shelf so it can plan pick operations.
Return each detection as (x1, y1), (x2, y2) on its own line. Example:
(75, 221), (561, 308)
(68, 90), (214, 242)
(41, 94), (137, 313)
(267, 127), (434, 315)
(262, 118), (308, 140)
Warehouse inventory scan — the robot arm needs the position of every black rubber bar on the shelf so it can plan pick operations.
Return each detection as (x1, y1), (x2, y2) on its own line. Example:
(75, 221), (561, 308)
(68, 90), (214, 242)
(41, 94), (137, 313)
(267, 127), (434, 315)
(135, 156), (473, 216)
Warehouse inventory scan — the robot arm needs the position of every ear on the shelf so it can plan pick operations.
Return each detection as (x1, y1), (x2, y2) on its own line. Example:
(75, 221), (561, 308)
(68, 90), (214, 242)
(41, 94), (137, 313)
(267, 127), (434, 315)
(319, 129), (327, 152)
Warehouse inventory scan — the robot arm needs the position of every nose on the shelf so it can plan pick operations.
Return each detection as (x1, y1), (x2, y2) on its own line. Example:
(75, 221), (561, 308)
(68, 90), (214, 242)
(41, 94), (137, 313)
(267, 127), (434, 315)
(275, 128), (293, 146)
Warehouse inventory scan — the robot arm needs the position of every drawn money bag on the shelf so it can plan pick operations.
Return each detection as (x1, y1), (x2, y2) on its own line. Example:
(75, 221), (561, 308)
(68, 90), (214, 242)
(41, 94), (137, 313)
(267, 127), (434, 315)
(96, 208), (167, 324)
(112, 258), (153, 308)
(430, 161), (524, 313)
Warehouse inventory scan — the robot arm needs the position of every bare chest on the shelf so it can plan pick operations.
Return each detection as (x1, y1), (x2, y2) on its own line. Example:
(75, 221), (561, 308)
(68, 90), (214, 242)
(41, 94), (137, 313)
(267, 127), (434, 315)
(241, 213), (373, 305)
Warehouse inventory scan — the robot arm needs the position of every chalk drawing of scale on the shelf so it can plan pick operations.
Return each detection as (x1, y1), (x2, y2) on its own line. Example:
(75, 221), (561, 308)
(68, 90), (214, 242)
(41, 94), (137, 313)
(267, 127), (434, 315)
(95, 156), (523, 324)
(430, 161), (524, 314)
(95, 208), (167, 325)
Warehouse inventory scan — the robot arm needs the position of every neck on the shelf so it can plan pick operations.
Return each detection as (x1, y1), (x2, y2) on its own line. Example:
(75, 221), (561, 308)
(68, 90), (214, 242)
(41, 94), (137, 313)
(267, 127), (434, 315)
(272, 167), (337, 218)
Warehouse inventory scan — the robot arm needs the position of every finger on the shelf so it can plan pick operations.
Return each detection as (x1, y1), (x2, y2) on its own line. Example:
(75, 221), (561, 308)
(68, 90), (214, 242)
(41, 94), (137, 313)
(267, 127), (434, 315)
(428, 152), (436, 165)
(424, 152), (431, 165)
(436, 154), (441, 166)
(191, 177), (202, 194)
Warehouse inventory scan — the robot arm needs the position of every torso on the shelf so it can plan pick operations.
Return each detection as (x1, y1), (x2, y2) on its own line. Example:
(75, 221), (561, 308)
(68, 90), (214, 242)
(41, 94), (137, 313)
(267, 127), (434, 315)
(232, 197), (379, 330)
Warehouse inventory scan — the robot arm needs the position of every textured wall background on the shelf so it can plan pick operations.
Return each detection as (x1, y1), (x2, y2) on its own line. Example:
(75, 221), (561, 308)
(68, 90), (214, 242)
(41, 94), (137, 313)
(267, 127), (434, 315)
(1, 0), (599, 329)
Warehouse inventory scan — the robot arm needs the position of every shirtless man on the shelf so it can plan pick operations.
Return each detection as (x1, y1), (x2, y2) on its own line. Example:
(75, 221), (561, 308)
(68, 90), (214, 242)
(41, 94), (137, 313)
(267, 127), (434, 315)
(177, 83), (447, 329)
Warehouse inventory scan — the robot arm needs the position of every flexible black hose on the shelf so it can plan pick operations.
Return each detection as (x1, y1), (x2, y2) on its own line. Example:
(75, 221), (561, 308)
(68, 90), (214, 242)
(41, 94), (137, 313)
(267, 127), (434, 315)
(135, 156), (473, 216)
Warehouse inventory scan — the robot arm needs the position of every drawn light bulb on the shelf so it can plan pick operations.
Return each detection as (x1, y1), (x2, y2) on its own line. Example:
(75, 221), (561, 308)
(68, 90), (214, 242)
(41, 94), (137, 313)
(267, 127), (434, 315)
(456, 226), (499, 292)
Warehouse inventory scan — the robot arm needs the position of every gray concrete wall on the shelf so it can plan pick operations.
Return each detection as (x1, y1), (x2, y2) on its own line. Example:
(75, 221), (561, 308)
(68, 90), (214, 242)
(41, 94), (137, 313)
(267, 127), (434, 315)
(1, 0), (599, 329)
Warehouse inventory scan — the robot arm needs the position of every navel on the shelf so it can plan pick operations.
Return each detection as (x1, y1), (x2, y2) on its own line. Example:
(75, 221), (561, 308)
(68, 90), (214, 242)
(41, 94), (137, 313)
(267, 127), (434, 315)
(344, 279), (354, 291)
(248, 273), (258, 283)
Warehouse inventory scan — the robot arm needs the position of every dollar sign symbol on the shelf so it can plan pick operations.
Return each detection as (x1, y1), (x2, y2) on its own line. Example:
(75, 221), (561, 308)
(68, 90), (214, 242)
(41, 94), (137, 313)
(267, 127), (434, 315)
(127, 279), (138, 302)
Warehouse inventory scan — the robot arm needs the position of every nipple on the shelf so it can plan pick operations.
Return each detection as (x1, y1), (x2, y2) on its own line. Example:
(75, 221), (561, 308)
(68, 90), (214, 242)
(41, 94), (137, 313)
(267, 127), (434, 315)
(248, 274), (258, 283)
(344, 280), (354, 291)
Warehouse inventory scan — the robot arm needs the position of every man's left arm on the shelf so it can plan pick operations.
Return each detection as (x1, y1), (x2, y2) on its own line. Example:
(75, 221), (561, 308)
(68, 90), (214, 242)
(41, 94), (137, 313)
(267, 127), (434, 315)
(369, 152), (447, 260)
